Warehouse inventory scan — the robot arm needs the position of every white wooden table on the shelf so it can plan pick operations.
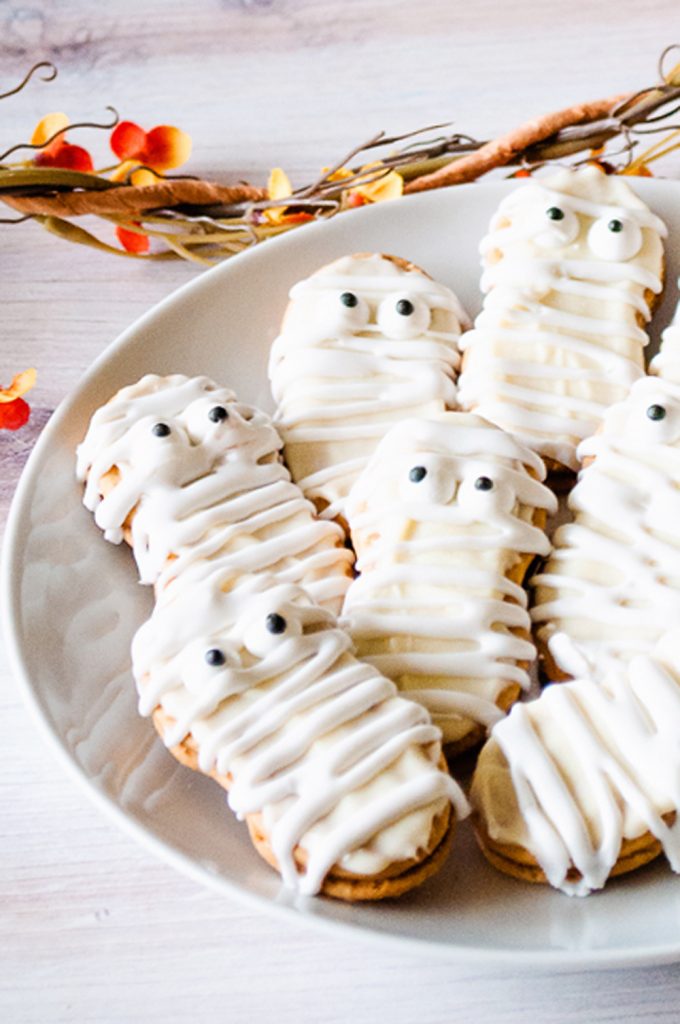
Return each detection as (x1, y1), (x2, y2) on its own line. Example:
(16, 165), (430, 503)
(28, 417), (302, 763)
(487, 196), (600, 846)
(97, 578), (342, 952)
(3, 2), (680, 1019)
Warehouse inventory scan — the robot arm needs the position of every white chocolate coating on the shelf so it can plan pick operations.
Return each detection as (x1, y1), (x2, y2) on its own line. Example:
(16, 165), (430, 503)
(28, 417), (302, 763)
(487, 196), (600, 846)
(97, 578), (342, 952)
(342, 413), (556, 744)
(268, 253), (469, 520)
(76, 374), (353, 612)
(457, 166), (667, 470)
(471, 632), (680, 896)
(532, 309), (680, 676)
(132, 574), (468, 894)
(650, 295), (680, 383)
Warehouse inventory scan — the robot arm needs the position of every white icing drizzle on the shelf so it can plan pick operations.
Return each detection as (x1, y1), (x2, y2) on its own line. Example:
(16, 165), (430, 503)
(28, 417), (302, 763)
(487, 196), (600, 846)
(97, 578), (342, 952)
(457, 166), (667, 469)
(76, 374), (353, 612)
(132, 575), (468, 894)
(531, 342), (680, 674)
(268, 253), (469, 520)
(342, 413), (556, 744)
(471, 640), (680, 896)
(650, 283), (680, 383)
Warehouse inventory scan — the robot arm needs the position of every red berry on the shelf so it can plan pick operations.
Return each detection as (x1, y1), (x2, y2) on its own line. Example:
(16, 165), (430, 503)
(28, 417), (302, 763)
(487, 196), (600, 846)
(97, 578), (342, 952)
(0, 397), (30, 430)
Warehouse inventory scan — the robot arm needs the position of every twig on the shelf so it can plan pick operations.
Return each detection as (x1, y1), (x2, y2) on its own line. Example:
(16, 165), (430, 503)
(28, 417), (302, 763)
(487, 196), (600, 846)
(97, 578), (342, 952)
(404, 94), (627, 193)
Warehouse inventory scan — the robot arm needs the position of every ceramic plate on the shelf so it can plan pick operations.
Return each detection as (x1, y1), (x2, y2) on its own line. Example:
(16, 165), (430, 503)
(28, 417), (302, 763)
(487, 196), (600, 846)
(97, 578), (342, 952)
(5, 179), (680, 969)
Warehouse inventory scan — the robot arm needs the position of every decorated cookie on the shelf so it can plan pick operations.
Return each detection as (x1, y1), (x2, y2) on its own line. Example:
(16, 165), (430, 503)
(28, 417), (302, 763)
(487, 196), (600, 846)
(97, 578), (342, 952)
(470, 630), (680, 896)
(76, 373), (353, 612)
(268, 253), (469, 523)
(342, 412), (556, 752)
(457, 165), (667, 471)
(132, 572), (468, 899)
(531, 303), (680, 680)
(78, 374), (468, 900)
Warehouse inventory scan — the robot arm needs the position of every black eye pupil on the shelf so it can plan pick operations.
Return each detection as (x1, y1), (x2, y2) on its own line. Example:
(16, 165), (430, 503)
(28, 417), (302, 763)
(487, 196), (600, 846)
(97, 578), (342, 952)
(340, 292), (358, 308)
(396, 299), (414, 317)
(646, 404), (667, 421)
(546, 207), (565, 221)
(208, 405), (229, 423)
(205, 648), (226, 667)
(608, 219), (624, 233)
(152, 422), (171, 437)
(409, 465), (427, 483)
(474, 476), (494, 491)
(265, 613), (287, 635)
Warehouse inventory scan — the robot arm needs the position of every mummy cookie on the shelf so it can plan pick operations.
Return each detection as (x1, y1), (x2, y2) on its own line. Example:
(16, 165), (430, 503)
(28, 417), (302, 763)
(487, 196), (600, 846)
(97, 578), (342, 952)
(268, 253), (469, 522)
(342, 412), (556, 751)
(470, 631), (680, 896)
(531, 305), (680, 680)
(132, 573), (468, 900)
(76, 373), (353, 612)
(457, 166), (667, 471)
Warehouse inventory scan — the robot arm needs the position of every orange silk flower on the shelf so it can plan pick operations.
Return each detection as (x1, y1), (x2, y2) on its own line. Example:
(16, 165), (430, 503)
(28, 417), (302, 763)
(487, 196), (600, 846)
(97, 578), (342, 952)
(110, 121), (192, 172)
(31, 113), (93, 172)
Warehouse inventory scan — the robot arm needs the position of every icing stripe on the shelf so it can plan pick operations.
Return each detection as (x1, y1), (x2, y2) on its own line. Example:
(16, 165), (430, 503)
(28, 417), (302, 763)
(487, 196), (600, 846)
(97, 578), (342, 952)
(457, 167), (666, 469)
(132, 576), (468, 893)
(343, 413), (556, 745)
(269, 253), (467, 519)
(472, 649), (680, 896)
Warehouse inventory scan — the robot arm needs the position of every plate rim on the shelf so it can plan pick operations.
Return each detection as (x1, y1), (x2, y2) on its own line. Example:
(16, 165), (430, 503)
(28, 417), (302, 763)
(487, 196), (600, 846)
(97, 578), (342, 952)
(5, 179), (680, 970)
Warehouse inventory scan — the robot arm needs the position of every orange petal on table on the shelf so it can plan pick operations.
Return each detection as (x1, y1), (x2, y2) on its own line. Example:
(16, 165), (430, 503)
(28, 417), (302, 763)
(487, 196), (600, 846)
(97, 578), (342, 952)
(142, 125), (192, 171)
(115, 224), (150, 254)
(0, 397), (31, 431)
(35, 142), (94, 172)
(31, 111), (70, 150)
(267, 167), (293, 200)
(110, 120), (147, 161)
(0, 368), (36, 403)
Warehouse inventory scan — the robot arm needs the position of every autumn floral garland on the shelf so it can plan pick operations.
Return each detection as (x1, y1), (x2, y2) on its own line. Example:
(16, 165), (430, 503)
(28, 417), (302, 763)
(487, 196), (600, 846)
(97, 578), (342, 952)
(3, 48), (680, 430)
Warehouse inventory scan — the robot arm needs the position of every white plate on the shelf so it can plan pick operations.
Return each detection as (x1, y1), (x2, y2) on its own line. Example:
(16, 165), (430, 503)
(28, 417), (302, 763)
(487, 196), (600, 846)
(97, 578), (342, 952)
(5, 179), (680, 970)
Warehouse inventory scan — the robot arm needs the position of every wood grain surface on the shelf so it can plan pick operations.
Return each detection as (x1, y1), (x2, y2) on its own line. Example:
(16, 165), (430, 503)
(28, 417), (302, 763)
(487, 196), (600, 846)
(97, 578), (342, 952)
(3, 2), (680, 1021)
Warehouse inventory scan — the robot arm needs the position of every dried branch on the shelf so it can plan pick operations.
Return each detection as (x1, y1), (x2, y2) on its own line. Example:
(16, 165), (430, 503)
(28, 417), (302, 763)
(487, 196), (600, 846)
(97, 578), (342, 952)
(0, 61), (57, 101)
(4, 47), (680, 265)
(404, 94), (628, 193)
(3, 178), (267, 217)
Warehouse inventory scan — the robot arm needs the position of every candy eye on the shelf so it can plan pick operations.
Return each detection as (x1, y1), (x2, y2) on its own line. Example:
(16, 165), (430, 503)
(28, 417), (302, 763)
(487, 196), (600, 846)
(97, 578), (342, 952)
(399, 457), (456, 505)
(205, 647), (226, 667)
(588, 215), (642, 260)
(244, 608), (302, 657)
(208, 405), (229, 423)
(151, 422), (171, 437)
(646, 404), (667, 421)
(529, 202), (579, 248)
(321, 290), (370, 336)
(265, 613), (287, 635)
(377, 294), (431, 339)
(458, 473), (514, 515)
